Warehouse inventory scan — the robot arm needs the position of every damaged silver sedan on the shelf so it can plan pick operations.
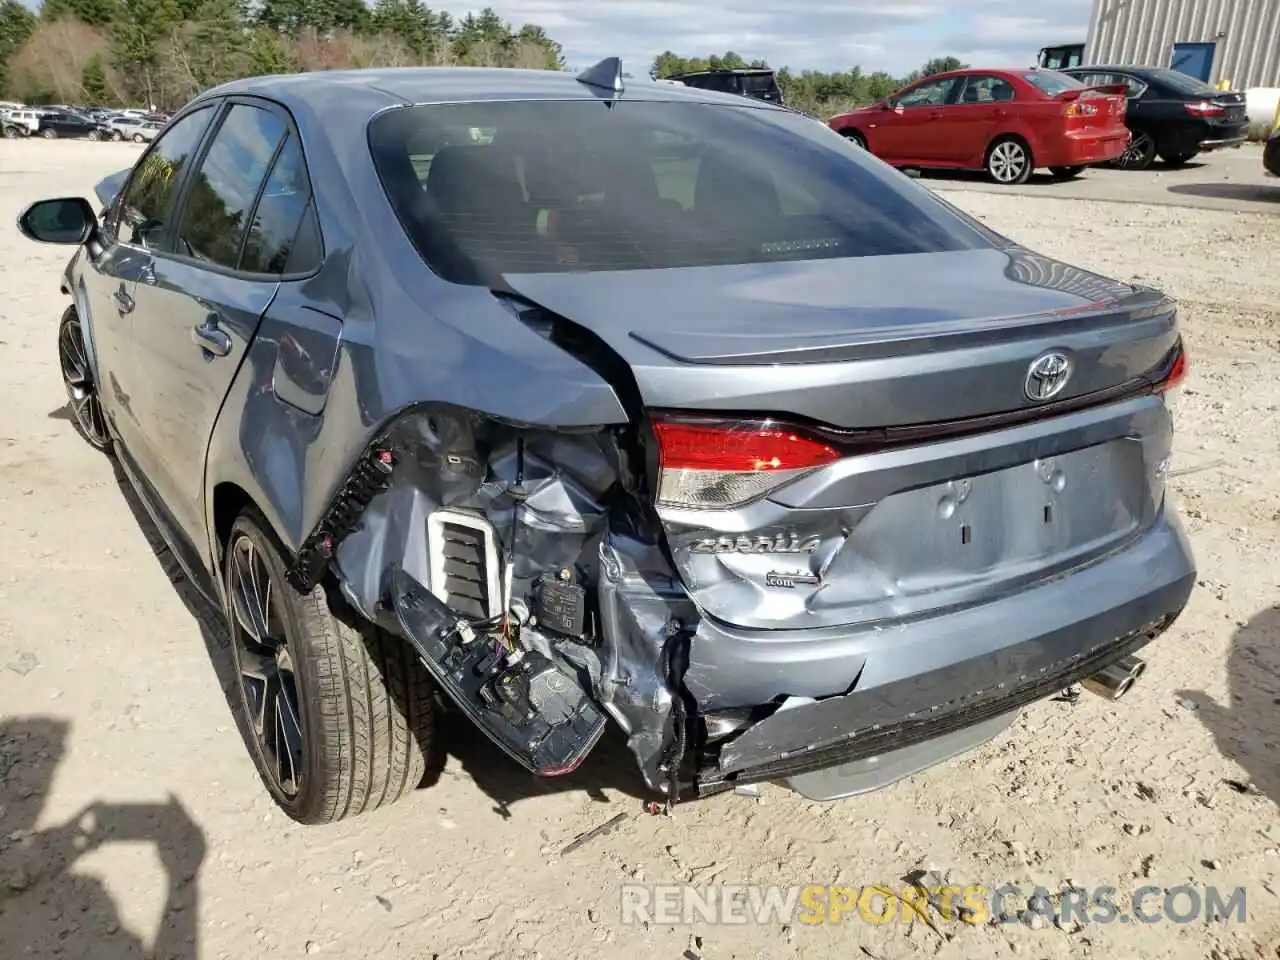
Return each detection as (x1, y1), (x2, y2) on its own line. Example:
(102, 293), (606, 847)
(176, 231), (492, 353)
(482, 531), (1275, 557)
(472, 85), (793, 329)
(17, 59), (1196, 823)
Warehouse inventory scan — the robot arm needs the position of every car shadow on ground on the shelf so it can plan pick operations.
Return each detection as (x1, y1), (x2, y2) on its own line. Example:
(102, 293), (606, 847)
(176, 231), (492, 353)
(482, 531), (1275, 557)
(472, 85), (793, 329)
(913, 169), (1077, 187)
(104, 457), (659, 821)
(1176, 604), (1280, 807)
(0, 716), (206, 959)
(1167, 182), (1280, 204)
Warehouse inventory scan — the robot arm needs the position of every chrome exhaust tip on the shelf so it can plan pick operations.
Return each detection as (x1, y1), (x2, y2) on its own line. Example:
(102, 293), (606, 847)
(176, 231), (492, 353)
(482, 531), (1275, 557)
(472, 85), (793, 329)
(1080, 655), (1147, 701)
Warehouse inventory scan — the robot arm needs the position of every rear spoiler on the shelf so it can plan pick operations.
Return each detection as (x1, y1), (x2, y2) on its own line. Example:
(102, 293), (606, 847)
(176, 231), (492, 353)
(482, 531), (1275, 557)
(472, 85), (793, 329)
(1055, 83), (1128, 101)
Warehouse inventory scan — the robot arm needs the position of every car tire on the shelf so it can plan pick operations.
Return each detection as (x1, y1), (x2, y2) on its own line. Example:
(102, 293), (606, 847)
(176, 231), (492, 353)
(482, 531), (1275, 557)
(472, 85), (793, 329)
(1049, 165), (1085, 179)
(86, 129), (100, 141)
(132, 133), (145, 143)
(1114, 129), (1156, 170)
(841, 129), (868, 150)
(986, 136), (1033, 185)
(2, 125), (17, 139)
(41, 128), (57, 139)
(1159, 151), (1198, 167)
(111, 130), (123, 141)
(57, 307), (112, 452)
(224, 508), (438, 825)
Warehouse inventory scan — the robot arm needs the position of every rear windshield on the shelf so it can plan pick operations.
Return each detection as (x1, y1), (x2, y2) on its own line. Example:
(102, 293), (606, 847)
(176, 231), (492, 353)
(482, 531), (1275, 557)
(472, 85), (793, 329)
(1149, 68), (1218, 96)
(368, 100), (994, 284)
(741, 74), (779, 93)
(1020, 70), (1086, 96)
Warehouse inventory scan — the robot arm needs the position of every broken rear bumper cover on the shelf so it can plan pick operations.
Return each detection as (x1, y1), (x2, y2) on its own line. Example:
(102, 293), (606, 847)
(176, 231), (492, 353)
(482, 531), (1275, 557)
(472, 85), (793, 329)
(689, 504), (1195, 799)
(295, 411), (1194, 804)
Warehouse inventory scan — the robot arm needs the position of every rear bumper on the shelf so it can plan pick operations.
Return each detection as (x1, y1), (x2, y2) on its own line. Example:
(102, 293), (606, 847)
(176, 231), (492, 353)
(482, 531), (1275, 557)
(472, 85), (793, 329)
(1198, 134), (1248, 150)
(1043, 130), (1130, 166)
(691, 501), (1195, 796)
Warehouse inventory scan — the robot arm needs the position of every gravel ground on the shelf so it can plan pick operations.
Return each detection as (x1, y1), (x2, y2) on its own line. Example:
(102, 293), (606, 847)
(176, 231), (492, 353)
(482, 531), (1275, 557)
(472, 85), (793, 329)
(0, 139), (1277, 960)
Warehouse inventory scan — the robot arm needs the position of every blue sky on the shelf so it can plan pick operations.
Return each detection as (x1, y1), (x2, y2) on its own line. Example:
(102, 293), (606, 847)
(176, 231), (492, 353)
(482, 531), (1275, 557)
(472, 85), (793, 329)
(17, 1), (1095, 75)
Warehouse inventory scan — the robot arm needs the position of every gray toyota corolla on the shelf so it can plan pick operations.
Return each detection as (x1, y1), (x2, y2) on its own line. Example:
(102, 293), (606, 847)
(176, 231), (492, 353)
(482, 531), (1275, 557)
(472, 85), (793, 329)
(18, 59), (1195, 824)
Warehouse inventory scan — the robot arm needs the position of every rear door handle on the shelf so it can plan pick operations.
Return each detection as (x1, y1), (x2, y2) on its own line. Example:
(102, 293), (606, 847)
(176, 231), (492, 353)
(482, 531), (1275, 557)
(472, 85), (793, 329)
(113, 286), (134, 314)
(191, 315), (232, 358)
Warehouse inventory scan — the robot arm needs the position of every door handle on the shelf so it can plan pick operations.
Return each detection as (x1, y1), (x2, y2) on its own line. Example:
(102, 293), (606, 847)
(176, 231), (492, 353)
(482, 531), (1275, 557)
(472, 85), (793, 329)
(927, 110), (943, 120)
(191, 315), (232, 358)
(113, 286), (134, 314)
(138, 261), (156, 285)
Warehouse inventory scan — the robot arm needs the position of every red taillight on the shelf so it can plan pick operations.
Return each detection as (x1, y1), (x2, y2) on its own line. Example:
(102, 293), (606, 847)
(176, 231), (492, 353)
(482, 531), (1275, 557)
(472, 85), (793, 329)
(1156, 347), (1188, 393)
(652, 417), (842, 509)
(1064, 101), (1099, 118)
(1184, 100), (1225, 117)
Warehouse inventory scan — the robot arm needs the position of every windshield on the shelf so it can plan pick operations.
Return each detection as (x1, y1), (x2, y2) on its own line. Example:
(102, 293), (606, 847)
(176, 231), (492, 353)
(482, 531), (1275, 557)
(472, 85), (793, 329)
(1021, 70), (1086, 96)
(1149, 68), (1219, 96)
(368, 100), (994, 285)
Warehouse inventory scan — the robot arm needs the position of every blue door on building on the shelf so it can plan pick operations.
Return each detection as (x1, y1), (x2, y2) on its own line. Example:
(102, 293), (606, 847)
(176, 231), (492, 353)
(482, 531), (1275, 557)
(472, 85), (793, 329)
(1170, 42), (1216, 82)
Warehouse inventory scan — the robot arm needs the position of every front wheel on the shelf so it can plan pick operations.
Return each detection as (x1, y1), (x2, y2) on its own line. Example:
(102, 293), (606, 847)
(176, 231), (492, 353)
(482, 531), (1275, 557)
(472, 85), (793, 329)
(2, 125), (17, 139)
(841, 129), (867, 150)
(57, 308), (111, 451)
(111, 129), (123, 141)
(224, 509), (438, 824)
(86, 129), (100, 141)
(1049, 165), (1085, 179)
(132, 133), (145, 143)
(41, 127), (57, 139)
(986, 136), (1033, 185)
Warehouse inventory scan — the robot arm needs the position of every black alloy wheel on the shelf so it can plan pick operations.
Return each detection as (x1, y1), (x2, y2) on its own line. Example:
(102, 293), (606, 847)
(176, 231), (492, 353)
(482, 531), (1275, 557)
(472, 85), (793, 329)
(227, 530), (306, 800)
(1115, 129), (1156, 170)
(57, 309), (111, 450)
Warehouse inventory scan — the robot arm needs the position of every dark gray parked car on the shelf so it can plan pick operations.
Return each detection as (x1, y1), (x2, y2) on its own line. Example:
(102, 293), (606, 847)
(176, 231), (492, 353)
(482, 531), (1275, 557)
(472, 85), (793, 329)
(18, 59), (1195, 825)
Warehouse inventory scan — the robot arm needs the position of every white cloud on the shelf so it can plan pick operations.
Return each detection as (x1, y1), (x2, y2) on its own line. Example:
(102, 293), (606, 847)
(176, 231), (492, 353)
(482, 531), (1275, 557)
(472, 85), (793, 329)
(470, 0), (1094, 74)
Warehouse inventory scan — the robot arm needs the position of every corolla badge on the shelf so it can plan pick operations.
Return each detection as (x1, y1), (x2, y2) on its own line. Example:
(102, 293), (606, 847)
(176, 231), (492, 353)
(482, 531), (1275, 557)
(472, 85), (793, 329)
(1024, 351), (1073, 402)
(688, 533), (820, 555)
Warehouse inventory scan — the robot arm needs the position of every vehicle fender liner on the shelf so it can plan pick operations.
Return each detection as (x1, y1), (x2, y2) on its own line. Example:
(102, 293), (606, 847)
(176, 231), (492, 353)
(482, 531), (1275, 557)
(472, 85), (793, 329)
(296, 403), (693, 791)
(286, 435), (398, 593)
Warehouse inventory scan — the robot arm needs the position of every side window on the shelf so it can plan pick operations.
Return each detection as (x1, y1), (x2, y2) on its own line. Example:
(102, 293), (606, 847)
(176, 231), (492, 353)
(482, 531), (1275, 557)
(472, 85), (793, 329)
(240, 134), (321, 275)
(1120, 75), (1149, 98)
(895, 78), (957, 108)
(114, 105), (215, 249)
(959, 75), (1017, 103)
(172, 103), (287, 269)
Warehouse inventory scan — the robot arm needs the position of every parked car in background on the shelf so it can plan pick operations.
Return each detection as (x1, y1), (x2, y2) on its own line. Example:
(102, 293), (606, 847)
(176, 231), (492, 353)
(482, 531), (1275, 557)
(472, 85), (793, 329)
(665, 67), (784, 105)
(828, 68), (1130, 184)
(36, 108), (106, 139)
(106, 115), (158, 141)
(1061, 65), (1249, 169)
(2, 108), (40, 137)
(1264, 126), (1280, 178)
(16, 61), (1193, 825)
(132, 119), (163, 142)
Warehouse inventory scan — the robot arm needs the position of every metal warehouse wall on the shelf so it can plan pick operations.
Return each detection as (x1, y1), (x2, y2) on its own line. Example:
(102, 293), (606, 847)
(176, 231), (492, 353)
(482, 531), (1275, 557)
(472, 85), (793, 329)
(1085, 0), (1280, 88)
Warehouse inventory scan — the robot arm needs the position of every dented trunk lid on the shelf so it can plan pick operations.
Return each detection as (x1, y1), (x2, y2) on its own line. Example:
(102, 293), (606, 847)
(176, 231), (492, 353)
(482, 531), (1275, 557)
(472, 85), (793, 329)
(503, 246), (1179, 429)
(505, 246), (1181, 637)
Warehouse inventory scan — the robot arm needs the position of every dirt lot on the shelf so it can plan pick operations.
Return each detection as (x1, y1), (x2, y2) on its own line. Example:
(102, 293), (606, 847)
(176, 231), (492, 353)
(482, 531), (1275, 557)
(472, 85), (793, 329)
(0, 138), (1278, 960)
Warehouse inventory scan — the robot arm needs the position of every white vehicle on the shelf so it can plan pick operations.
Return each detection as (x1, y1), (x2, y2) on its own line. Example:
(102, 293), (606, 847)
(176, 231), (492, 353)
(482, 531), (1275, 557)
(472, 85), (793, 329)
(106, 116), (154, 141)
(1, 108), (40, 137)
(133, 120), (163, 142)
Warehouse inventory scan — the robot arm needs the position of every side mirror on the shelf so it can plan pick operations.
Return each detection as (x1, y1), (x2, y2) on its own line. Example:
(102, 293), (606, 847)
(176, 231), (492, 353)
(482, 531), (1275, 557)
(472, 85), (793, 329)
(17, 196), (97, 245)
(879, 101), (895, 110)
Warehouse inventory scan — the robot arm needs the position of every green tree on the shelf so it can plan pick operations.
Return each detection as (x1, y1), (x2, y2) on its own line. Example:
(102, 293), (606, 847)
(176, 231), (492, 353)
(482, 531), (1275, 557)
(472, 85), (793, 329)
(0, 0), (37, 94)
(246, 25), (294, 74)
(81, 52), (109, 102)
(111, 0), (182, 105)
(40, 0), (117, 26)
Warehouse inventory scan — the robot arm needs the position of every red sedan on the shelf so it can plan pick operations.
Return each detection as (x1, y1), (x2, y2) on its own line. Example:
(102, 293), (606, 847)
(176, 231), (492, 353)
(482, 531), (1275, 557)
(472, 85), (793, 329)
(828, 68), (1130, 185)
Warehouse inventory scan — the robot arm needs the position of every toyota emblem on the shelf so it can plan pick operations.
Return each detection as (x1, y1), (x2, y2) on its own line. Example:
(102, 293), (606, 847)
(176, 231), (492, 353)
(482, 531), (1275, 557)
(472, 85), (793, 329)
(1024, 352), (1073, 402)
